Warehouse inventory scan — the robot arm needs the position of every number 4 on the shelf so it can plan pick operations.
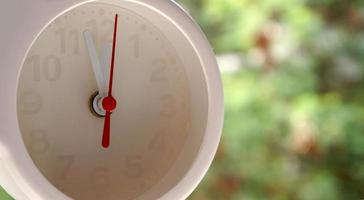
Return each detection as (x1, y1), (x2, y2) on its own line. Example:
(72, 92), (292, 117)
(124, 156), (143, 178)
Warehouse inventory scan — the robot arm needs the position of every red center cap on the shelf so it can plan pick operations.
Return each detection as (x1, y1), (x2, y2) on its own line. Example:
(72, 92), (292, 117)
(102, 96), (117, 112)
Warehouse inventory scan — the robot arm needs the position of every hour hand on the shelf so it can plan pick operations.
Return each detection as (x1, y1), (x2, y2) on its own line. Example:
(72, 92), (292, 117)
(83, 30), (108, 97)
(100, 42), (112, 91)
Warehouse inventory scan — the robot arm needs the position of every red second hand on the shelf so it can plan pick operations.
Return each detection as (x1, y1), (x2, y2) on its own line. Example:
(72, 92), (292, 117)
(102, 14), (119, 148)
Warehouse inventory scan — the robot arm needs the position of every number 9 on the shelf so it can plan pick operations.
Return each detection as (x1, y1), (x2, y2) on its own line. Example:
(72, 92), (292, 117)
(19, 90), (42, 115)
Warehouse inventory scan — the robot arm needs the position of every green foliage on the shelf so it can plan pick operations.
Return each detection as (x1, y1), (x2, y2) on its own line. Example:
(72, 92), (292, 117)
(0, 187), (12, 200)
(176, 0), (364, 199)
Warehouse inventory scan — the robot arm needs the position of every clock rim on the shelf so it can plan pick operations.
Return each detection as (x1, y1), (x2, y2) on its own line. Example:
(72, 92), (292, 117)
(0, 0), (224, 200)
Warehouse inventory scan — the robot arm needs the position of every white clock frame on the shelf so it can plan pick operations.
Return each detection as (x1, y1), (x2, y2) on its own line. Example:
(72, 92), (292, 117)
(0, 0), (224, 199)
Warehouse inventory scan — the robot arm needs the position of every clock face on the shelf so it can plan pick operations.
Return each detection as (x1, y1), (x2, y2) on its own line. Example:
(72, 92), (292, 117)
(16, 2), (199, 200)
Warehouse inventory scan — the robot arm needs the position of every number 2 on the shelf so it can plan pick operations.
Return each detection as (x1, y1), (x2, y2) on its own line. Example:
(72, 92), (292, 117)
(150, 58), (168, 82)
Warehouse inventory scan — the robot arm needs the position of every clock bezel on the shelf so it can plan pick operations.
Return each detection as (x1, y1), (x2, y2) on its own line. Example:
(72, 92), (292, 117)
(0, 0), (224, 200)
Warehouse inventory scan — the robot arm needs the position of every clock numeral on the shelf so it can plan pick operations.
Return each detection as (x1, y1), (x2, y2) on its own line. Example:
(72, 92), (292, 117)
(124, 156), (143, 178)
(150, 58), (168, 82)
(55, 28), (79, 54)
(19, 90), (42, 114)
(27, 55), (62, 82)
(57, 155), (75, 180)
(44, 55), (62, 81)
(101, 19), (114, 42)
(86, 19), (97, 37)
(129, 34), (140, 58)
(91, 167), (109, 184)
(160, 95), (176, 117)
(28, 130), (50, 154)
(90, 167), (111, 197)
(69, 29), (80, 54)
(86, 19), (114, 42)
(149, 130), (166, 151)
(27, 55), (41, 81)
(55, 28), (66, 54)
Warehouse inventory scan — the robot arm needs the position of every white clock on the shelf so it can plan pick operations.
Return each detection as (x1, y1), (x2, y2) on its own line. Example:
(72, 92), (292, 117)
(0, 0), (223, 199)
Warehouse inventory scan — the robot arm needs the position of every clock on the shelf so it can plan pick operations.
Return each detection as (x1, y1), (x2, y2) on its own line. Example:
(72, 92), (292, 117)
(0, 0), (223, 200)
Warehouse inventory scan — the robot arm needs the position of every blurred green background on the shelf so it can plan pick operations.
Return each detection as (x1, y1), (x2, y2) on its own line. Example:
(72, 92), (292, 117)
(2, 0), (364, 199)
(179, 0), (364, 199)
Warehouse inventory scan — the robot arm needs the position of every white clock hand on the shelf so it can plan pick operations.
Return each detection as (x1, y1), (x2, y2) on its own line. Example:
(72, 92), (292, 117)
(100, 42), (112, 91)
(83, 30), (108, 97)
